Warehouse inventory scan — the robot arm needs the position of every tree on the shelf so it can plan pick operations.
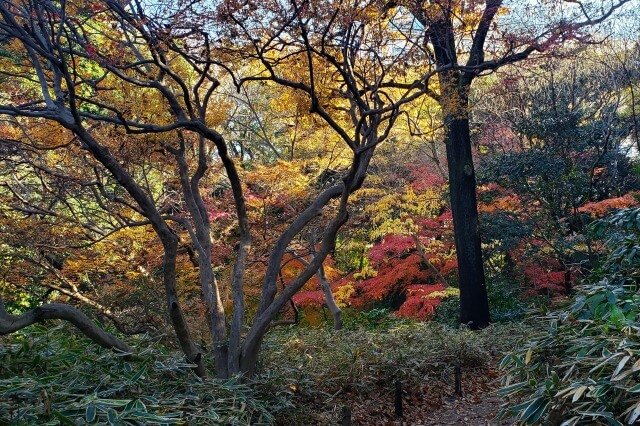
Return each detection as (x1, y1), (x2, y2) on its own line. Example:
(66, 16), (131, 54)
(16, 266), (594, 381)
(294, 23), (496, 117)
(0, 0), (434, 378)
(383, 0), (633, 327)
(219, 0), (449, 373)
(476, 51), (639, 295)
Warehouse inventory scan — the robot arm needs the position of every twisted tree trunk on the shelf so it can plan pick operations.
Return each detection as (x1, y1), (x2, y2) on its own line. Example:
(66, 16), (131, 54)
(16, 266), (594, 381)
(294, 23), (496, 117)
(0, 298), (133, 353)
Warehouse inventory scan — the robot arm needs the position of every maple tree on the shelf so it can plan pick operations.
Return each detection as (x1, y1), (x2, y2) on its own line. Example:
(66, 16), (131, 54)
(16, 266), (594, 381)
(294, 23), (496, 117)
(379, 0), (633, 328)
(290, 155), (460, 321)
(0, 0), (444, 378)
(345, 165), (457, 315)
(216, 0), (452, 372)
(474, 49), (640, 298)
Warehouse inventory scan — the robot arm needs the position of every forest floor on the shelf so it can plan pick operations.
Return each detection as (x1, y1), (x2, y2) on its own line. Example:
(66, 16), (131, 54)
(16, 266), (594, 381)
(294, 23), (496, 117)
(263, 322), (528, 425)
(306, 365), (513, 425)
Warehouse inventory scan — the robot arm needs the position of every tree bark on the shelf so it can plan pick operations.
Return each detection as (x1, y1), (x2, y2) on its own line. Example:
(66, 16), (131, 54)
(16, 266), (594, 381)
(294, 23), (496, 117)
(73, 128), (207, 377)
(239, 147), (375, 375)
(441, 108), (491, 328)
(411, 234), (449, 287)
(423, 9), (492, 328)
(316, 264), (343, 331)
(161, 237), (208, 378)
(0, 298), (133, 353)
(173, 142), (228, 378)
(304, 248), (343, 331)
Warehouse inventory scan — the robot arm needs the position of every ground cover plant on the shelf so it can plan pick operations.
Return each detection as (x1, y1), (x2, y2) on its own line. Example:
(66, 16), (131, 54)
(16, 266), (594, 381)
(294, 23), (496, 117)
(1, 317), (529, 425)
(499, 207), (640, 425)
(0, 324), (280, 425)
(260, 319), (530, 424)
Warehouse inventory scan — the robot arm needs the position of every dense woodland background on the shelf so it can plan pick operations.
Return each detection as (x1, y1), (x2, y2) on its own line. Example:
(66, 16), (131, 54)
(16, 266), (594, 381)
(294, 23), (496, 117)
(1, 0), (640, 424)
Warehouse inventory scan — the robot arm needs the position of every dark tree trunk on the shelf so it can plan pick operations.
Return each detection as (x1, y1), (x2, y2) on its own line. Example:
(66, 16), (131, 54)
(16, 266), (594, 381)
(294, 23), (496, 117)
(74, 128), (207, 377)
(443, 113), (491, 329)
(419, 10), (492, 329)
(162, 237), (208, 378)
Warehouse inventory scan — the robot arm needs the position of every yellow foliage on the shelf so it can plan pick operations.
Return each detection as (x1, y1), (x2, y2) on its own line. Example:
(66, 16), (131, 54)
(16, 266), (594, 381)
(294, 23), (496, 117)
(322, 263), (341, 281)
(333, 282), (355, 308)
(245, 159), (315, 208)
(353, 265), (377, 280)
(424, 287), (460, 300)
(364, 184), (446, 239)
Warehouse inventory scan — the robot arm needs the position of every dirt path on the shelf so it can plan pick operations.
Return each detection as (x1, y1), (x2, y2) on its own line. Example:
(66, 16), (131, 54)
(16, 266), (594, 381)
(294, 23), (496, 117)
(420, 395), (513, 425)
(327, 368), (514, 425)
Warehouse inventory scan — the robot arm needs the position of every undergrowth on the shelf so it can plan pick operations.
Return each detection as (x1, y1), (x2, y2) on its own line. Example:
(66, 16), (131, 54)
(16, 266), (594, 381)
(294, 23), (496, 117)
(499, 208), (640, 425)
(0, 324), (278, 425)
(0, 314), (529, 425)
(258, 320), (529, 424)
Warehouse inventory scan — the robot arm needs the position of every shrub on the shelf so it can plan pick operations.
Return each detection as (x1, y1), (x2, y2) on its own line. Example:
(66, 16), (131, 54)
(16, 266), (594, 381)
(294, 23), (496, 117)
(0, 324), (278, 425)
(498, 207), (640, 425)
(259, 319), (527, 424)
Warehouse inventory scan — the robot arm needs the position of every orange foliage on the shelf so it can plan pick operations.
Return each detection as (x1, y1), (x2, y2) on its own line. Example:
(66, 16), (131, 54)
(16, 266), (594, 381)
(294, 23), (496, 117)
(579, 192), (639, 217)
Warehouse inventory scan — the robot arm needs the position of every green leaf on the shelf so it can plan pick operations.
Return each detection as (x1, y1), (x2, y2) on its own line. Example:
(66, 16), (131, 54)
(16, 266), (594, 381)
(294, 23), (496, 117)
(499, 355), (512, 369)
(107, 408), (117, 425)
(497, 382), (528, 396)
(128, 365), (147, 384)
(576, 410), (618, 423)
(510, 354), (525, 367)
(609, 305), (625, 323)
(545, 379), (553, 391)
(589, 384), (610, 398)
(86, 405), (96, 423)
(560, 417), (579, 426)
(520, 397), (546, 422)
(123, 399), (136, 413)
(134, 400), (146, 411)
(53, 411), (76, 426)
(526, 399), (549, 424)
(508, 399), (536, 413)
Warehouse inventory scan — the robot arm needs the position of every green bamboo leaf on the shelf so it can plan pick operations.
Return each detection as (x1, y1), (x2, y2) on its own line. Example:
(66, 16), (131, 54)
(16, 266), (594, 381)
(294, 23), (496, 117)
(129, 412), (182, 423)
(545, 379), (553, 391)
(510, 354), (525, 367)
(53, 411), (76, 426)
(123, 399), (136, 413)
(128, 366), (147, 384)
(526, 399), (549, 424)
(560, 417), (579, 426)
(520, 397), (545, 422)
(508, 399), (537, 413)
(86, 405), (96, 423)
(107, 408), (117, 425)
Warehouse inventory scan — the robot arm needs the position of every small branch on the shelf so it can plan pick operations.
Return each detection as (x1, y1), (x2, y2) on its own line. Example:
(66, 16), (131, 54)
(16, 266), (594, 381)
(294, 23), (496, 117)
(410, 234), (449, 287)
